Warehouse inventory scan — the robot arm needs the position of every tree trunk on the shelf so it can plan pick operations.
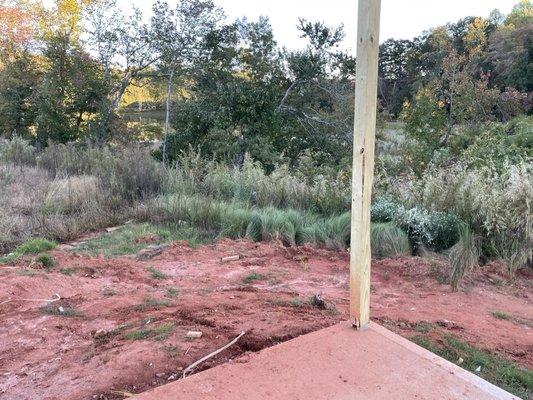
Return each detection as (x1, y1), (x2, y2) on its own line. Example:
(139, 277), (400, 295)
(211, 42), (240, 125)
(162, 70), (174, 169)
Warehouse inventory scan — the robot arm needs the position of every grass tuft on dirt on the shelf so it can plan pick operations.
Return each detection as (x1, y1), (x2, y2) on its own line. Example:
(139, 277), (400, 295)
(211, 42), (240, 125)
(133, 297), (171, 311)
(71, 223), (213, 257)
(148, 266), (168, 280)
(242, 272), (267, 283)
(1, 238), (57, 264)
(41, 304), (83, 318)
(36, 253), (55, 271)
(123, 322), (174, 341)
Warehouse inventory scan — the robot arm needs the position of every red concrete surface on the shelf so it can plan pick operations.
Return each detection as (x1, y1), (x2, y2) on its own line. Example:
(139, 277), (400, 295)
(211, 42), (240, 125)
(132, 322), (519, 400)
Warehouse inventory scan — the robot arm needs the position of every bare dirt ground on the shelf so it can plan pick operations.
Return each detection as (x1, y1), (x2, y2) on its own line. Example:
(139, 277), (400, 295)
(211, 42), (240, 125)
(0, 238), (531, 400)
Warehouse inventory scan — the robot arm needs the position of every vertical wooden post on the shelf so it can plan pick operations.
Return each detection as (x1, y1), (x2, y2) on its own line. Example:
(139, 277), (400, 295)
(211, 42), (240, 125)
(349, 0), (381, 329)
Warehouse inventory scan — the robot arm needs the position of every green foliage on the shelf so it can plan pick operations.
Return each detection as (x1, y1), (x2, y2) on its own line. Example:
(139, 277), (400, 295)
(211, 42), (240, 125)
(165, 287), (179, 299)
(242, 272), (267, 283)
(371, 198), (462, 252)
(370, 223), (411, 259)
(491, 310), (511, 321)
(72, 223), (209, 258)
(123, 322), (174, 341)
(148, 266), (168, 280)
(449, 225), (481, 291)
(36, 253), (56, 271)
(133, 297), (171, 312)
(413, 334), (533, 398)
(0, 136), (36, 166)
(1, 238), (57, 264)
(41, 304), (82, 318)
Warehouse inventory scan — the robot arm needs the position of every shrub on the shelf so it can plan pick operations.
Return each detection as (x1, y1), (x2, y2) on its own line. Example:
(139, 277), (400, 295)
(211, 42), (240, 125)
(371, 198), (462, 251)
(449, 225), (481, 291)
(0, 136), (36, 166)
(371, 223), (411, 259)
(36, 253), (55, 271)
(44, 175), (101, 214)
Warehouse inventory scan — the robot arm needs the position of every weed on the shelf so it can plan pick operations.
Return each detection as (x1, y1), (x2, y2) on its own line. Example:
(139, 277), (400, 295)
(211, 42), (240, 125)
(161, 344), (181, 358)
(242, 272), (267, 283)
(1, 238), (57, 264)
(428, 263), (448, 284)
(16, 269), (38, 277)
(289, 298), (306, 308)
(412, 334), (533, 398)
(41, 304), (82, 318)
(133, 297), (171, 311)
(102, 287), (117, 297)
(491, 310), (511, 320)
(165, 287), (179, 299)
(60, 267), (78, 276)
(148, 266), (168, 280)
(309, 294), (327, 309)
(36, 253), (55, 271)
(449, 225), (481, 291)
(371, 222), (411, 258)
(412, 321), (435, 333)
(123, 323), (174, 341)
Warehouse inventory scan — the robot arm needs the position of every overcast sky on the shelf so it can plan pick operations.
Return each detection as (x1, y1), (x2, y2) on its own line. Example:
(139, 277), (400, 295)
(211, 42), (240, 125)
(120, 0), (517, 51)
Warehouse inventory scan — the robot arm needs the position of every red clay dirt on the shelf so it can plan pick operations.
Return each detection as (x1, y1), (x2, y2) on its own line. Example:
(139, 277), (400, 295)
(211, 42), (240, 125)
(0, 238), (531, 400)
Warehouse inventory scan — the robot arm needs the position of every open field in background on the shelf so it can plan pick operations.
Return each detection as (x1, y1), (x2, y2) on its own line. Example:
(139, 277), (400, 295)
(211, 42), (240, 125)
(0, 233), (531, 399)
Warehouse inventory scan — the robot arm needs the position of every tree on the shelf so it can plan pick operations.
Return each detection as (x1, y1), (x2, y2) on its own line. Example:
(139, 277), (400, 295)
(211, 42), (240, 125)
(150, 0), (223, 166)
(486, 1), (533, 91)
(85, 0), (158, 141)
(277, 19), (355, 165)
(163, 17), (285, 168)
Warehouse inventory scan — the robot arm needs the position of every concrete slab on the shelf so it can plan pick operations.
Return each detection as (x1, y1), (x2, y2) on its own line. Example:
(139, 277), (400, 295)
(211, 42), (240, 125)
(132, 322), (519, 400)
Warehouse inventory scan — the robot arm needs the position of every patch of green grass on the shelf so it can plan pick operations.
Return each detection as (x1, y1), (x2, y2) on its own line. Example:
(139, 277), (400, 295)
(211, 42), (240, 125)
(36, 253), (55, 271)
(93, 322), (134, 345)
(412, 334), (532, 398)
(41, 304), (82, 318)
(491, 310), (511, 321)
(148, 266), (168, 280)
(290, 298), (306, 307)
(412, 321), (435, 334)
(123, 322), (174, 341)
(1, 238), (57, 264)
(133, 297), (171, 311)
(242, 272), (268, 283)
(165, 287), (179, 299)
(71, 223), (213, 258)
(370, 222), (411, 259)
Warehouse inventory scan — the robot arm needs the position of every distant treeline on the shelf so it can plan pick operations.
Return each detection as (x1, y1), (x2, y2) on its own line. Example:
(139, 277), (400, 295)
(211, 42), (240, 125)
(0, 0), (531, 167)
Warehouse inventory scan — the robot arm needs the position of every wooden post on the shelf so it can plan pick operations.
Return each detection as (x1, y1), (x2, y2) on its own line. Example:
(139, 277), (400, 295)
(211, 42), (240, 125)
(349, 0), (381, 329)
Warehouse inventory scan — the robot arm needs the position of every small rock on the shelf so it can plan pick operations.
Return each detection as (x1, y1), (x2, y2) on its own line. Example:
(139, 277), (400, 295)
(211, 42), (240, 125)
(475, 366), (482, 372)
(93, 329), (108, 339)
(186, 331), (203, 339)
(221, 255), (239, 263)
(136, 245), (166, 261)
(167, 374), (177, 381)
(156, 373), (165, 378)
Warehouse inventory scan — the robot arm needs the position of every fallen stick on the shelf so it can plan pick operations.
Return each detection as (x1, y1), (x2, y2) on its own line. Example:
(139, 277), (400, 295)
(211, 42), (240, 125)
(182, 331), (246, 378)
(0, 293), (61, 307)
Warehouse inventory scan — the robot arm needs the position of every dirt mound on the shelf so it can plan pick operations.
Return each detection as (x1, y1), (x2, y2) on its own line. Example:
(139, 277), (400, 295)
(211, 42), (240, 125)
(0, 239), (531, 399)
